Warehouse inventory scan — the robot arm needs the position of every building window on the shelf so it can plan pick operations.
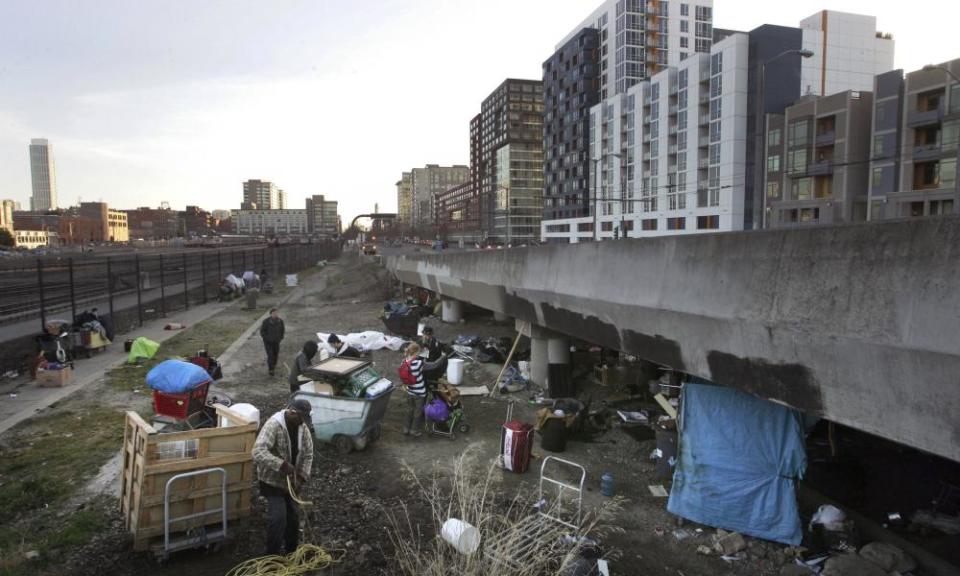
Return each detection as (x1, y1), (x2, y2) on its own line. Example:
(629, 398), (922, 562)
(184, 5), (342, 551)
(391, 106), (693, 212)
(680, 36), (689, 48)
(951, 84), (960, 114)
(710, 121), (721, 143)
(767, 181), (780, 198)
(768, 128), (781, 148)
(710, 143), (721, 165)
(788, 149), (808, 173)
(792, 178), (813, 200)
(872, 134), (885, 158)
(710, 52), (723, 75)
(788, 120), (810, 147)
(695, 5), (712, 21)
(941, 158), (957, 189)
(767, 154), (781, 173)
(680, 20), (689, 33)
(871, 167), (883, 189)
(642, 218), (658, 230)
(680, 3), (689, 16)
(917, 89), (944, 112)
(578, 222), (594, 232)
(601, 222), (613, 232)
(697, 215), (719, 229)
(667, 217), (686, 230)
(799, 207), (819, 223)
(710, 75), (722, 98)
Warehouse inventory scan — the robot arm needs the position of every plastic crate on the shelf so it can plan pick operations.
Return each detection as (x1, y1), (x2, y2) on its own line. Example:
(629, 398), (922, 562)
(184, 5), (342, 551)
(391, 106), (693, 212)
(153, 381), (211, 420)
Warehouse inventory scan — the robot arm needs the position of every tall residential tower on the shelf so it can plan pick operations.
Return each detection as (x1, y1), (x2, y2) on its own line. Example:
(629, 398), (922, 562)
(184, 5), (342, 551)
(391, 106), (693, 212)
(29, 139), (58, 211)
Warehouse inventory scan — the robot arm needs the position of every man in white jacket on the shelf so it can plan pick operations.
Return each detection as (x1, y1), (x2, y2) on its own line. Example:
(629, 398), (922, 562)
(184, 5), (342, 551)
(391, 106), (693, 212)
(252, 399), (314, 555)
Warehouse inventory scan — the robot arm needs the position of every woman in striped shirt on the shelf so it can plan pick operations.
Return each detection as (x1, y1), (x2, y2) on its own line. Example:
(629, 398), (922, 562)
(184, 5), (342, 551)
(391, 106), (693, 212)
(400, 343), (446, 437)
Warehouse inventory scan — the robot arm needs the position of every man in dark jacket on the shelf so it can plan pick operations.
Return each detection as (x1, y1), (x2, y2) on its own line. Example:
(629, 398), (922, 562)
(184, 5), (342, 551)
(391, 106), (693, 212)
(260, 308), (285, 376)
(288, 340), (319, 393)
(418, 326), (446, 382)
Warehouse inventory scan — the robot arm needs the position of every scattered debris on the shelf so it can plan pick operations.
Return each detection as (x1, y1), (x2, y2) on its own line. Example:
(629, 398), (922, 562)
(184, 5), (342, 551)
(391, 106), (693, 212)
(673, 528), (693, 541)
(713, 530), (746, 555)
(24, 550), (39, 560)
(809, 504), (847, 532)
(648, 485), (669, 498)
(696, 545), (712, 555)
(910, 509), (960, 535)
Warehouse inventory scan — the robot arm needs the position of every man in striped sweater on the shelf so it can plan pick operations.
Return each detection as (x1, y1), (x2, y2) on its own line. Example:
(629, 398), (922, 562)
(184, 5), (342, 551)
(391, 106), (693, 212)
(400, 343), (446, 437)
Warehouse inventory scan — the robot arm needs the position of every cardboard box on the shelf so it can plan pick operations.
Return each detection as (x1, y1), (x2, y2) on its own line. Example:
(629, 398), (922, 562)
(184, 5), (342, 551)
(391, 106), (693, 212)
(36, 367), (72, 388)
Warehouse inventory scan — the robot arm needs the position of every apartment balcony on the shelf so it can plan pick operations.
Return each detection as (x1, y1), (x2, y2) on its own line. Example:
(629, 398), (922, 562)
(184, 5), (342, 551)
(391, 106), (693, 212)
(913, 143), (951, 161)
(699, 68), (711, 83)
(698, 157), (710, 169)
(907, 107), (944, 127)
(643, 133), (651, 143)
(699, 113), (710, 125)
(814, 131), (836, 147)
(669, 125), (678, 135)
(808, 161), (834, 176)
(699, 91), (710, 104)
(669, 104), (679, 115)
(669, 144), (679, 155)
(699, 135), (710, 148)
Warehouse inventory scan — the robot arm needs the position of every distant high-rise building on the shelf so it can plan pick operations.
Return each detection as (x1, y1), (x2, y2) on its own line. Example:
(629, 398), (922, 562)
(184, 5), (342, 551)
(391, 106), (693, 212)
(396, 172), (413, 227)
(479, 79), (544, 244)
(409, 165), (469, 230)
(242, 180), (281, 210)
(0, 199), (15, 234)
(542, 8), (896, 242)
(305, 195), (340, 236)
(29, 139), (58, 211)
(277, 189), (287, 210)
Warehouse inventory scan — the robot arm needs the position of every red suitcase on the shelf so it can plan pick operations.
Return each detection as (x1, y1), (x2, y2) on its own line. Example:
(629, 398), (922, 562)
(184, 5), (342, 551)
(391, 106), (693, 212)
(500, 404), (534, 473)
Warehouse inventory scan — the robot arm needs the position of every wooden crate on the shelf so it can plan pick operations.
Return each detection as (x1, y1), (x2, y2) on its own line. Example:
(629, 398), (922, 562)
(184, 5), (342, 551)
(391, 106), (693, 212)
(36, 366), (73, 387)
(120, 404), (258, 552)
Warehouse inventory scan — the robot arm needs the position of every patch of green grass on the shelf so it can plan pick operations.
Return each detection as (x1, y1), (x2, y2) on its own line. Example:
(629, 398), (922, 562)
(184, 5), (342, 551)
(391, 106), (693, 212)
(0, 406), (123, 574)
(0, 408), (123, 520)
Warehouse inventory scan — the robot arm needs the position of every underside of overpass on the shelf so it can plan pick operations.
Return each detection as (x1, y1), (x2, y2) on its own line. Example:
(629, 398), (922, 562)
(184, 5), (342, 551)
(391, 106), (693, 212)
(387, 216), (960, 463)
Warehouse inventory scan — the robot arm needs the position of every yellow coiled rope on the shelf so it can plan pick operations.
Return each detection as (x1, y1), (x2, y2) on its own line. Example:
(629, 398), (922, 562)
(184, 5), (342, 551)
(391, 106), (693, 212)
(224, 477), (343, 576)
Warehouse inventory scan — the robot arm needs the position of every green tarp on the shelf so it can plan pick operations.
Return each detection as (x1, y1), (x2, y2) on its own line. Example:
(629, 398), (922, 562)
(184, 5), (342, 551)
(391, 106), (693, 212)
(127, 337), (160, 363)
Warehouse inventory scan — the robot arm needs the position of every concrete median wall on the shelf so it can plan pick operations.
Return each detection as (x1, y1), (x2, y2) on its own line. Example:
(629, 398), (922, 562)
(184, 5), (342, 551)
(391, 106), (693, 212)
(387, 216), (960, 462)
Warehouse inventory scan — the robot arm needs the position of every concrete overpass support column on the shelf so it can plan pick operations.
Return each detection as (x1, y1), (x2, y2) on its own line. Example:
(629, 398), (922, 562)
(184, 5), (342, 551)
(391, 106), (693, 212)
(529, 336), (549, 389)
(547, 336), (571, 365)
(441, 298), (464, 323)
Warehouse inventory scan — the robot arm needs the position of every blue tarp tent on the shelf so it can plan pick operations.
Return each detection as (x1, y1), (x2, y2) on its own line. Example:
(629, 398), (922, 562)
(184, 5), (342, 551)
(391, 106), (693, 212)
(667, 383), (807, 545)
(146, 360), (210, 394)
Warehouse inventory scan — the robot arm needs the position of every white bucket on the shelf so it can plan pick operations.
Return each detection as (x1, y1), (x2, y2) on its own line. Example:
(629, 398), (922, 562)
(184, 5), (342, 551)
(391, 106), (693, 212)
(441, 518), (480, 555)
(285, 274), (298, 287)
(222, 403), (260, 428)
(446, 358), (465, 385)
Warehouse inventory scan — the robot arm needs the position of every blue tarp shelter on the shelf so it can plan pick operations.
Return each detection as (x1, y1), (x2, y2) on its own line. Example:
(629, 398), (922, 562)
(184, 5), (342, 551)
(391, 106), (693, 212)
(667, 383), (807, 545)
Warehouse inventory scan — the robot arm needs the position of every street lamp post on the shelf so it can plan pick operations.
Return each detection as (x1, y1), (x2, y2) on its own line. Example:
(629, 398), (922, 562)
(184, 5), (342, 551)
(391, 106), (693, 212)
(757, 48), (815, 230)
(591, 152), (624, 241)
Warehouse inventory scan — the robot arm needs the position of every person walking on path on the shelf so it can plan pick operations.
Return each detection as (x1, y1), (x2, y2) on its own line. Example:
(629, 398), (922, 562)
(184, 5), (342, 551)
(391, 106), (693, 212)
(252, 399), (314, 556)
(398, 343), (446, 437)
(288, 340), (319, 393)
(260, 308), (285, 376)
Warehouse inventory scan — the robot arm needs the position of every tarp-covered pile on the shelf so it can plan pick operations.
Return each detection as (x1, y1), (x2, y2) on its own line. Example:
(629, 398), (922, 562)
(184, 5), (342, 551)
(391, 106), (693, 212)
(146, 359), (211, 393)
(667, 383), (807, 545)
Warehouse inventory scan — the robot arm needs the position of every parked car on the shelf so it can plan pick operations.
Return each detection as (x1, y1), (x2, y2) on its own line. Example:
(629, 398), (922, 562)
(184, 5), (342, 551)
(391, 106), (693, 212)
(361, 242), (377, 255)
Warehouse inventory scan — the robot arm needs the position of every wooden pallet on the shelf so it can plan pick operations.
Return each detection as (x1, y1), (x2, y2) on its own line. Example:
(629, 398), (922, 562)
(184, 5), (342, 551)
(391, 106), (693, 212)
(120, 404), (258, 552)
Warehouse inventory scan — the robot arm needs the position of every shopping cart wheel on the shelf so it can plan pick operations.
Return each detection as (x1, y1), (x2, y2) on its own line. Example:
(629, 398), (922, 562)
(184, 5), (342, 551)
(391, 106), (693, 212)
(333, 435), (354, 455)
(458, 422), (471, 434)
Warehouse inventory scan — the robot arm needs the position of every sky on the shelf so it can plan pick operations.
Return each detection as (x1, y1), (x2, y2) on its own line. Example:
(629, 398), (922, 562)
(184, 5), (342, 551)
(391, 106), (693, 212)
(0, 0), (957, 224)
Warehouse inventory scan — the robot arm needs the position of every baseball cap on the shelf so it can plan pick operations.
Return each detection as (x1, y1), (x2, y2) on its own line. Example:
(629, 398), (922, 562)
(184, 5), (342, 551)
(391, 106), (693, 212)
(289, 398), (312, 421)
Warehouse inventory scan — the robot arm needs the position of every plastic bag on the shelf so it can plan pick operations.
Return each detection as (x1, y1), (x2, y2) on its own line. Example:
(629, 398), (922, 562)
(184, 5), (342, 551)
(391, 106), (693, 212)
(425, 398), (450, 423)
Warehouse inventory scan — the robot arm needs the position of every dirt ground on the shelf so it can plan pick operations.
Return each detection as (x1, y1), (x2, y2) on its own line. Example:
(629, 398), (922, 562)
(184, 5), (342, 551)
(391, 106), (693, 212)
(3, 254), (815, 576)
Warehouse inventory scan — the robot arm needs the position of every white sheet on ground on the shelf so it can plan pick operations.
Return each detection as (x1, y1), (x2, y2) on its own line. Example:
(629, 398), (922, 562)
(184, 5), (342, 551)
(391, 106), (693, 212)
(316, 331), (408, 354)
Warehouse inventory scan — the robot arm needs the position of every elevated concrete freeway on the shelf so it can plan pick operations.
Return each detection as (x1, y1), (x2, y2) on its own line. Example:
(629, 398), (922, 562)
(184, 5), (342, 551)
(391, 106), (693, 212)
(387, 217), (960, 462)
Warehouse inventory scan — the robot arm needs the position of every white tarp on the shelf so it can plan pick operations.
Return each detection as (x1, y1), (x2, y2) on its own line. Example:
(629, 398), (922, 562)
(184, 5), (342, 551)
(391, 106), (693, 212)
(316, 330), (408, 355)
